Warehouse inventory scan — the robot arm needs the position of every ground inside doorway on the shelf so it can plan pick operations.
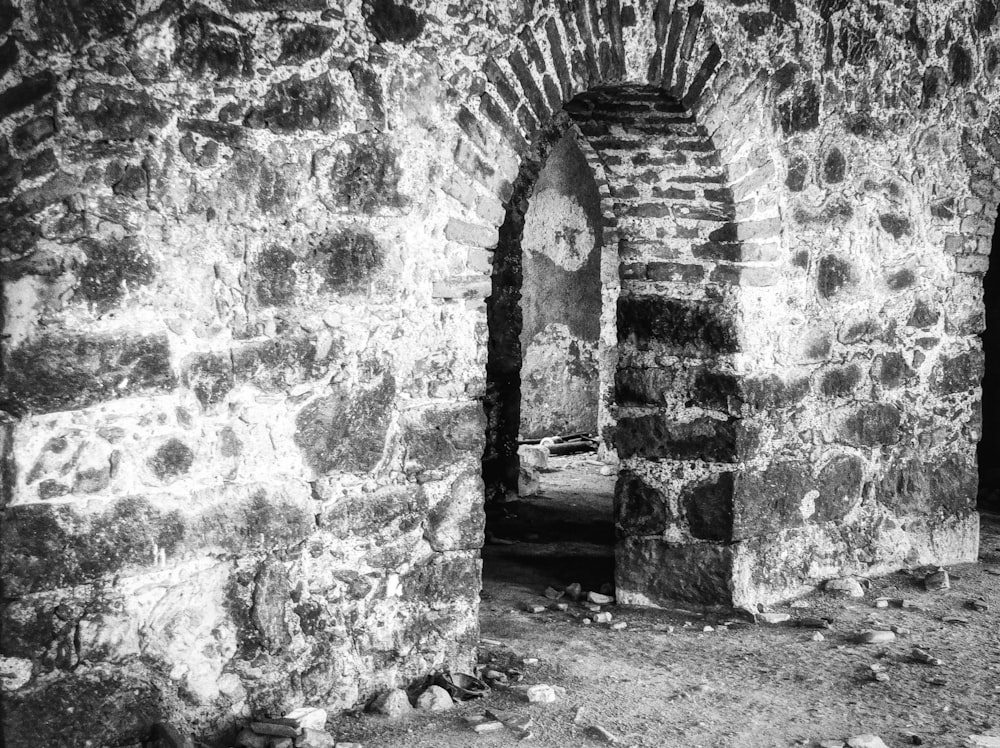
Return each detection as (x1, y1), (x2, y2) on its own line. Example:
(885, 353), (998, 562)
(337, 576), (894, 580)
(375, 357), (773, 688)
(482, 453), (616, 612)
(326, 512), (1000, 748)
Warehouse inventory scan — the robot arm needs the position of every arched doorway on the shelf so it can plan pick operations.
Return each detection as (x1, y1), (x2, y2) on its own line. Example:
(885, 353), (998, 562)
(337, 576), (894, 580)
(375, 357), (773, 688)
(481, 85), (747, 607)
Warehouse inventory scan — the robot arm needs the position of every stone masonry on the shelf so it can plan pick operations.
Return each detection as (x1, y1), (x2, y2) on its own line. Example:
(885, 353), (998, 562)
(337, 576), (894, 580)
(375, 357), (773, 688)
(1, 0), (998, 745)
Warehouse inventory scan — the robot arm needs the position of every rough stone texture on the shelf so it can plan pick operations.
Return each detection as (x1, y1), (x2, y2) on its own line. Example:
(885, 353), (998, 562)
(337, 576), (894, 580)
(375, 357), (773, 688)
(0, 0), (991, 742)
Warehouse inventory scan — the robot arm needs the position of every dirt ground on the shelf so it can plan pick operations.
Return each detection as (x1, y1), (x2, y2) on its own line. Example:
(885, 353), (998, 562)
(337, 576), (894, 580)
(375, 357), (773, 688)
(329, 456), (1000, 748)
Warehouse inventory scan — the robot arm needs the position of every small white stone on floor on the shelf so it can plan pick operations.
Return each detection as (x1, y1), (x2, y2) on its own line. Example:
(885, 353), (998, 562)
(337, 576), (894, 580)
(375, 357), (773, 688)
(703, 625), (714, 632)
(585, 602), (602, 612)
(523, 657), (539, 665)
(471, 720), (504, 734)
(416, 685), (453, 711)
(824, 577), (865, 598)
(553, 602), (569, 611)
(611, 621), (627, 630)
(371, 689), (412, 717)
(526, 684), (558, 703)
(845, 734), (889, 748)
(333, 743), (363, 748)
(582, 618), (592, 625)
(587, 591), (614, 605)
(790, 599), (810, 608)
(817, 741), (846, 748)
(599, 465), (615, 476)
(856, 629), (895, 644)
(811, 632), (825, 642)
(523, 603), (546, 614)
(595, 612), (613, 623)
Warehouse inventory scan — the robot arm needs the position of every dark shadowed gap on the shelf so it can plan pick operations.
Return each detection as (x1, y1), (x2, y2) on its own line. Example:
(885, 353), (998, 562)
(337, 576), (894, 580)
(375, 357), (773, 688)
(979, 205), (1000, 513)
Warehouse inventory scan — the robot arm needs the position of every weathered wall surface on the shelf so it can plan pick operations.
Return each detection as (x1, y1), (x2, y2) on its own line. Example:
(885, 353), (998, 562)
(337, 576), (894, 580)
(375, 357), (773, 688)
(519, 131), (602, 438)
(1, 0), (999, 743)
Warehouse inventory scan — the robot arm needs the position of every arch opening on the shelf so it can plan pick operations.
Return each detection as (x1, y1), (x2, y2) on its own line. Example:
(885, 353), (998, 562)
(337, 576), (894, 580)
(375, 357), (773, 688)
(481, 84), (746, 608)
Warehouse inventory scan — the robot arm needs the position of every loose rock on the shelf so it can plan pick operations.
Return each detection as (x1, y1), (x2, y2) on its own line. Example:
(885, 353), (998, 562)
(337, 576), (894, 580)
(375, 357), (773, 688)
(416, 685), (453, 711)
(757, 612), (791, 624)
(564, 582), (583, 600)
(587, 591), (614, 605)
(526, 684), (558, 703)
(297, 728), (336, 748)
(824, 577), (865, 597)
(924, 568), (950, 590)
(371, 689), (412, 717)
(856, 629), (896, 644)
(284, 707), (327, 731)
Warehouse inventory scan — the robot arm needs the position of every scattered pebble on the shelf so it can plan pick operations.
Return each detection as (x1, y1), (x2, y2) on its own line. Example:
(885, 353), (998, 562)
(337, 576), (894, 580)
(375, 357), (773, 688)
(595, 612), (613, 624)
(790, 599), (811, 608)
(523, 603), (547, 614)
(587, 591), (614, 605)
(966, 598), (989, 612)
(811, 632), (825, 642)
(611, 621), (627, 631)
(553, 602), (569, 612)
(526, 684), (558, 703)
(544, 586), (563, 599)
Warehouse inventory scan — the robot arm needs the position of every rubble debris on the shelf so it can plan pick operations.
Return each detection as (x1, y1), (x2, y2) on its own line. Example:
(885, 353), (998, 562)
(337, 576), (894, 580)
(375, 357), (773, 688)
(471, 720), (504, 734)
(544, 586), (563, 599)
(518, 466), (541, 496)
(611, 621), (627, 630)
(526, 684), (558, 703)
(856, 629), (896, 644)
(523, 603), (547, 613)
(911, 647), (942, 666)
(416, 685), (454, 711)
(434, 672), (489, 700)
(298, 728), (336, 748)
(811, 632), (825, 642)
(150, 723), (195, 748)
(564, 582), (583, 600)
(756, 612), (791, 624)
(585, 724), (621, 743)
(966, 598), (989, 612)
(518, 444), (549, 469)
(845, 735), (890, 748)
(967, 736), (1000, 747)
(284, 708), (327, 732)
(235, 727), (268, 748)
(370, 689), (413, 717)
(594, 611), (613, 623)
(924, 568), (950, 590)
(824, 577), (865, 598)
(868, 663), (890, 683)
(587, 591), (614, 605)
(250, 720), (301, 738)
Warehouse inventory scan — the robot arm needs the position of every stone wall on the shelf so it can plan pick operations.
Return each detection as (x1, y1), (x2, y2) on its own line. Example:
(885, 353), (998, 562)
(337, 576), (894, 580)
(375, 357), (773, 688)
(2, 0), (999, 744)
(519, 130), (603, 439)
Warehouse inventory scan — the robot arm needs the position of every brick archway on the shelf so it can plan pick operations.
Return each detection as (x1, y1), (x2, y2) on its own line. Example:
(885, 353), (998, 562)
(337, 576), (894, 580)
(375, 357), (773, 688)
(436, 3), (787, 608)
